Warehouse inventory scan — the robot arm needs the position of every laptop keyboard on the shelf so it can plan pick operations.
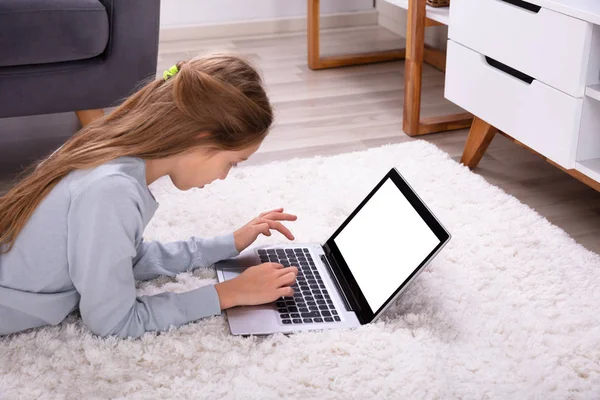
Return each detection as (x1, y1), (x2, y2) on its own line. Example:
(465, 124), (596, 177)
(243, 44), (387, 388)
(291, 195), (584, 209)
(258, 248), (342, 325)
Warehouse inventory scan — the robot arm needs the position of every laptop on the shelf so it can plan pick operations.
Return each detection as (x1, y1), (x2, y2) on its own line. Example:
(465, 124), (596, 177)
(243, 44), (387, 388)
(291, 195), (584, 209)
(215, 167), (451, 336)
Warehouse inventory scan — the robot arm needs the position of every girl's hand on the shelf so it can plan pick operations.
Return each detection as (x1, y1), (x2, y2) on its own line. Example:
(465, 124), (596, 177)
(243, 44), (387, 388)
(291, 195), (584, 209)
(214, 263), (299, 309)
(233, 208), (297, 252)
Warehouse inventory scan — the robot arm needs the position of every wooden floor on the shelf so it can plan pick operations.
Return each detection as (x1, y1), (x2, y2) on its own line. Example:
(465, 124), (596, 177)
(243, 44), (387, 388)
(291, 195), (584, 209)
(2, 26), (599, 253)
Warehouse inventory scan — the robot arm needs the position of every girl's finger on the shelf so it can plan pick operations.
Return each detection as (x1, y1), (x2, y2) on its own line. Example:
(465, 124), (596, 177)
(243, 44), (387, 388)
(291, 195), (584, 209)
(254, 222), (272, 237)
(276, 272), (297, 287)
(275, 266), (298, 277)
(259, 208), (284, 218)
(264, 220), (294, 240)
(277, 286), (294, 298)
(263, 212), (297, 222)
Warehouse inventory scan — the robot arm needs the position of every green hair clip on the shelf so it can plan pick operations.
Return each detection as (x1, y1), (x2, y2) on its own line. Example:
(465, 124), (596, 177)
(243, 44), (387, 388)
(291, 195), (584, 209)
(163, 64), (179, 81)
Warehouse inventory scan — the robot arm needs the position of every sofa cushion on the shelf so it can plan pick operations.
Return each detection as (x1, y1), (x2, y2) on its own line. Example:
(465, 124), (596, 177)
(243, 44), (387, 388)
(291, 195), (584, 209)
(0, 0), (109, 67)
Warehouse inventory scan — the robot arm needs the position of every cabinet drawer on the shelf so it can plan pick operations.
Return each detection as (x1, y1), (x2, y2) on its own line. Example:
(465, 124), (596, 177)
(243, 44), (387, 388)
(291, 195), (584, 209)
(449, 0), (592, 97)
(445, 40), (582, 169)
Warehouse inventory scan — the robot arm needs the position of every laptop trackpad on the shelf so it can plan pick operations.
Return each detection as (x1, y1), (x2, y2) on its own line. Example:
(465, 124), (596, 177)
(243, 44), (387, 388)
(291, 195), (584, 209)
(222, 269), (242, 281)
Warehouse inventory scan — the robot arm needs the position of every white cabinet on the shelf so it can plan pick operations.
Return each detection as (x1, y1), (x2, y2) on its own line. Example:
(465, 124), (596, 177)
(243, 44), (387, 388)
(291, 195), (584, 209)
(445, 41), (582, 169)
(445, 0), (600, 186)
(449, 0), (593, 97)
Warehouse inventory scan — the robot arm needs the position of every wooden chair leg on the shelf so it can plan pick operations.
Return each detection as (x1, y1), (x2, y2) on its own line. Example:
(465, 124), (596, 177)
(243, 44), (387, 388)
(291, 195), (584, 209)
(75, 109), (104, 127)
(460, 117), (498, 169)
(403, 0), (427, 136)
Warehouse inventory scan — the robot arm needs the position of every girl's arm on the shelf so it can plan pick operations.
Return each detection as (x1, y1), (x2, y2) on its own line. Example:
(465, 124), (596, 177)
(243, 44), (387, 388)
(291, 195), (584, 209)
(67, 176), (224, 338)
(131, 233), (239, 281)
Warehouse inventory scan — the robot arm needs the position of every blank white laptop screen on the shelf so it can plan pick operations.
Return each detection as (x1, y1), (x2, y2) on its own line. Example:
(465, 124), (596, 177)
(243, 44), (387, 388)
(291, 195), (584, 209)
(333, 179), (440, 311)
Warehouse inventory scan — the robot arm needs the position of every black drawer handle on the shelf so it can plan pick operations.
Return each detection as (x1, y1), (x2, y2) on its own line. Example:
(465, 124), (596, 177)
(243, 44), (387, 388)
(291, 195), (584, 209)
(498, 0), (541, 13)
(485, 56), (534, 84)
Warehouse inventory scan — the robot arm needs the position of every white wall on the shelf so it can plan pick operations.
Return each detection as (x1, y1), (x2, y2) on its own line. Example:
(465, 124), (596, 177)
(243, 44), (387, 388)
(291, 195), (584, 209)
(160, 0), (375, 28)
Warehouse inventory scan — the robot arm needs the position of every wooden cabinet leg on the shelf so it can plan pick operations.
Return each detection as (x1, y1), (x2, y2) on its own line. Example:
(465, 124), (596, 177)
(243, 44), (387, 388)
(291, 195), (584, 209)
(75, 109), (104, 127)
(460, 117), (498, 169)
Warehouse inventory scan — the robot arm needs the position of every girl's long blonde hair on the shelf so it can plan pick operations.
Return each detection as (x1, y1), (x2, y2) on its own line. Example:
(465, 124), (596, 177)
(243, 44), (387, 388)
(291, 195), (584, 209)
(0, 53), (273, 254)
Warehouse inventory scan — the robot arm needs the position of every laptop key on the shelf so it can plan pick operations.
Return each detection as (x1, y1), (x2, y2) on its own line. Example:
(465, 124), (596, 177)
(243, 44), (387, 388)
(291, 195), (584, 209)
(314, 318), (323, 323)
(303, 319), (313, 323)
(316, 300), (326, 305)
(321, 310), (331, 317)
(301, 311), (320, 318)
(291, 313), (300, 318)
(331, 310), (338, 315)
(324, 317), (334, 322)
(334, 316), (341, 322)
(299, 307), (309, 313)
(292, 319), (302, 324)
(319, 304), (329, 310)
(278, 308), (287, 313)
(288, 306), (298, 312)
(282, 319), (292, 324)
(280, 314), (290, 319)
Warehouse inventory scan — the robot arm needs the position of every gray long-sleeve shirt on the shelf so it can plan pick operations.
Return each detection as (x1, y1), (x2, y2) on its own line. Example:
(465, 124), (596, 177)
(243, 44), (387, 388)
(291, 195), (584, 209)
(0, 157), (239, 338)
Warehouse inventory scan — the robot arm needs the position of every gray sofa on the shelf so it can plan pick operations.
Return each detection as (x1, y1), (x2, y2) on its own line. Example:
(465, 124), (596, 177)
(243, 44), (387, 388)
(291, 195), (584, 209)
(0, 0), (160, 119)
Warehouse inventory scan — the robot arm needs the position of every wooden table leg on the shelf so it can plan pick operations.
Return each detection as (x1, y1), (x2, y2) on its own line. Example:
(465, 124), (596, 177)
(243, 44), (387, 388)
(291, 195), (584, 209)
(308, 0), (472, 135)
(403, 0), (472, 136)
(75, 109), (104, 127)
(307, 0), (405, 70)
(460, 117), (498, 169)
(403, 0), (427, 136)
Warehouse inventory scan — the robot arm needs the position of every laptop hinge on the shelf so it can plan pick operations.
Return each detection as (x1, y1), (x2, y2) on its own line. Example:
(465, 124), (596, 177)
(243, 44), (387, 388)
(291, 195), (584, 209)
(320, 250), (358, 313)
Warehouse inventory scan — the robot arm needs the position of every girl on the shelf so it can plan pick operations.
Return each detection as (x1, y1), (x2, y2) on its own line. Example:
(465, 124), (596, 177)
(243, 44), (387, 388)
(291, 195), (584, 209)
(0, 53), (299, 338)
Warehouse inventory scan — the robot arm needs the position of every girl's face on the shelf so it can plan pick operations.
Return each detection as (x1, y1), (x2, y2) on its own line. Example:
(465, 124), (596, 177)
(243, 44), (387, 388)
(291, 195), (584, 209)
(169, 142), (261, 191)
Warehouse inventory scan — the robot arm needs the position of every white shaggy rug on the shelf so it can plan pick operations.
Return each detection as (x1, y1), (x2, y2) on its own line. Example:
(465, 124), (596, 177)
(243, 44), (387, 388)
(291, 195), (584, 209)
(1, 141), (599, 399)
